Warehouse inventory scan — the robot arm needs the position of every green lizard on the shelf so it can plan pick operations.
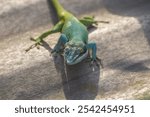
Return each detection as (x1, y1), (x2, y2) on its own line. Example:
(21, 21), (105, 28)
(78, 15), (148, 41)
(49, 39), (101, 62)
(26, 0), (106, 66)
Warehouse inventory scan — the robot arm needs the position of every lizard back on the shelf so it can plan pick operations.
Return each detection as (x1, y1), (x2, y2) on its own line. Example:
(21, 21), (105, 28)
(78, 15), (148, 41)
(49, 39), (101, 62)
(62, 17), (88, 44)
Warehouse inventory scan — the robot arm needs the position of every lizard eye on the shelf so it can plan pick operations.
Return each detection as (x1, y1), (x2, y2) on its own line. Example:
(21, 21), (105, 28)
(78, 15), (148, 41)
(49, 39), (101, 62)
(80, 49), (83, 53)
(79, 48), (83, 53)
(65, 47), (69, 51)
(64, 46), (70, 53)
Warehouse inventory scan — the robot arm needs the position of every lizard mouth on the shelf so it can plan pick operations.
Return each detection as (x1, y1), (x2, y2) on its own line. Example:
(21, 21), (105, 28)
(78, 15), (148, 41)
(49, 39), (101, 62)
(65, 49), (88, 65)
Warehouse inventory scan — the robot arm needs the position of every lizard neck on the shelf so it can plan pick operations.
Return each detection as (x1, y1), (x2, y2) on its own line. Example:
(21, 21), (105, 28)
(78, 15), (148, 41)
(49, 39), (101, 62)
(51, 0), (66, 19)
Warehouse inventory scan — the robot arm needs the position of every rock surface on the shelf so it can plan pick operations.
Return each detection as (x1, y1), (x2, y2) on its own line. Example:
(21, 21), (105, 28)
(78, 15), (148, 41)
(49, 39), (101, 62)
(0, 0), (150, 100)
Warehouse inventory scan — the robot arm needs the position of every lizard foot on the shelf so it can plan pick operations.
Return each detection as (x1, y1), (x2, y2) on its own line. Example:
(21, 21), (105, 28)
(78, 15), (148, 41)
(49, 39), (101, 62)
(96, 57), (104, 68)
(80, 16), (109, 28)
(25, 37), (43, 52)
(90, 57), (103, 71)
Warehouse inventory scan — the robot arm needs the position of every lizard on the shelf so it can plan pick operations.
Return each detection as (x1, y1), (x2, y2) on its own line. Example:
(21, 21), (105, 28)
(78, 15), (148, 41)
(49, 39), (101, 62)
(26, 0), (107, 66)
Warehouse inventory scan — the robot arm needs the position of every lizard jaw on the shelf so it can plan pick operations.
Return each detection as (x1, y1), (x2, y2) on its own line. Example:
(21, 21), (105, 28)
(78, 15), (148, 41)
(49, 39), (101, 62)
(66, 50), (88, 65)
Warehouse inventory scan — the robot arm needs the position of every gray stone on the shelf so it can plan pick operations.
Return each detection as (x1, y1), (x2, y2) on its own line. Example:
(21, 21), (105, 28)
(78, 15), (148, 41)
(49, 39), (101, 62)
(0, 0), (150, 100)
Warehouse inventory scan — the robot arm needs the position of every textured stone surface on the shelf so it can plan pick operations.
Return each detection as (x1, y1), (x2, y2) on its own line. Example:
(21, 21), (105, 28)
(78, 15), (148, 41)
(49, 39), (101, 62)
(0, 0), (103, 39)
(0, 0), (150, 100)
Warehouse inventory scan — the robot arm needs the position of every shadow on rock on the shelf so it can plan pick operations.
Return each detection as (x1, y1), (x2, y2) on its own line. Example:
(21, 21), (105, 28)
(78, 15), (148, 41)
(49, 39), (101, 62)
(109, 59), (150, 73)
(46, 0), (59, 24)
(0, 60), (61, 100)
(42, 41), (100, 100)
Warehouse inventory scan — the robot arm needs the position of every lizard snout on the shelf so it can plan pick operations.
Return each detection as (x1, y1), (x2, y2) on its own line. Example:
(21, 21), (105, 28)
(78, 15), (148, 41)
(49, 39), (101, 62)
(64, 46), (88, 65)
(64, 47), (81, 65)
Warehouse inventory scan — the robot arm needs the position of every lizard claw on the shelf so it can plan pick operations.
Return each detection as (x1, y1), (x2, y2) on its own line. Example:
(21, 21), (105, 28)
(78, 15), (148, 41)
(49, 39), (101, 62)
(97, 20), (109, 24)
(25, 37), (43, 52)
(50, 49), (58, 57)
(90, 57), (103, 71)
(96, 57), (104, 68)
(90, 59), (99, 68)
(30, 37), (35, 41)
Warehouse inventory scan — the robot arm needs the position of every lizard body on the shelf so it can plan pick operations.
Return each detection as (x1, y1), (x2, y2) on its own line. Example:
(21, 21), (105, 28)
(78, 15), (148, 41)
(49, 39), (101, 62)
(27, 0), (104, 66)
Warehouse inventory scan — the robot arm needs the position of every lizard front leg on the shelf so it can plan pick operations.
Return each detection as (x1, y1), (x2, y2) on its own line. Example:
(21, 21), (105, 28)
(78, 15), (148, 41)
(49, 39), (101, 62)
(51, 34), (68, 54)
(80, 16), (109, 28)
(26, 20), (64, 52)
(86, 42), (103, 68)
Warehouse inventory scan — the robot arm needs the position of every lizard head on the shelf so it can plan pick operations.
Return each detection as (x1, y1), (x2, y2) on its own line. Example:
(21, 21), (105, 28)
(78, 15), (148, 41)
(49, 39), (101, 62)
(64, 42), (88, 65)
